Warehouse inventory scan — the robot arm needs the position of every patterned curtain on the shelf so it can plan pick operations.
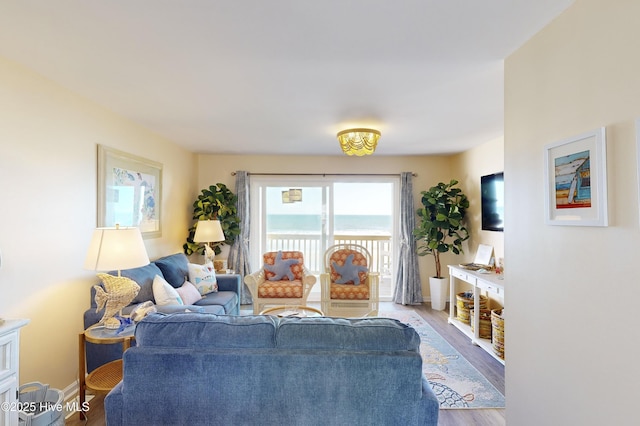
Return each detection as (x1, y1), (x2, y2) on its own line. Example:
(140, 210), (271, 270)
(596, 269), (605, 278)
(227, 170), (253, 304)
(393, 172), (423, 305)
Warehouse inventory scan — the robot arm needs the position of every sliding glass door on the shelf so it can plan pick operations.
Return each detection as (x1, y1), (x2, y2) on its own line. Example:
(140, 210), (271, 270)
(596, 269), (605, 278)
(250, 175), (398, 300)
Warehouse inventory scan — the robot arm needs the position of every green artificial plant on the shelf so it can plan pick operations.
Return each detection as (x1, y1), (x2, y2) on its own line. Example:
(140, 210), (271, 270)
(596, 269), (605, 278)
(183, 183), (241, 256)
(414, 180), (470, 279)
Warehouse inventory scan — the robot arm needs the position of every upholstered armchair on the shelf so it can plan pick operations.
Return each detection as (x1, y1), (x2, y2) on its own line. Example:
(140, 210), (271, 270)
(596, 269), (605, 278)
(320, 244), (380, 317)
(244, 250), (317, 314)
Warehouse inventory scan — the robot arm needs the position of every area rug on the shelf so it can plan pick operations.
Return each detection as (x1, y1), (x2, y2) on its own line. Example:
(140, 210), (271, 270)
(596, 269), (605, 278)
(379, 310), (505, 409)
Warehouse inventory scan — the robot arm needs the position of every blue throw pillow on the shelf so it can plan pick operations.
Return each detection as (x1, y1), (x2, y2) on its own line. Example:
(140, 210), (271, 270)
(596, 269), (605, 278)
(264, 251), (299, 281)
(332, 254), (368, 285)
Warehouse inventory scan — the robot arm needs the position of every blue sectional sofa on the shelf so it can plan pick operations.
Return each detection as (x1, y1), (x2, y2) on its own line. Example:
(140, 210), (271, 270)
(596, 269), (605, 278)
(105, 312), (440, 426)
(83, 253), (241, 372)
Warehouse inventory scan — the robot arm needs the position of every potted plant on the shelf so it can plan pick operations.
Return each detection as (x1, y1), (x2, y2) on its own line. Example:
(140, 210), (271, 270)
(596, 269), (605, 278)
(414, 180), (469, 310)
(183, 183), (241, 262)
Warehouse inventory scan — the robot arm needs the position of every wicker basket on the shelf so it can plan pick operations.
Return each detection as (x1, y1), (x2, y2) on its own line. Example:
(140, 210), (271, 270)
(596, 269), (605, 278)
(456, 292), (488, 324)
(470, 308), (492, 339)
(18, 382), (65, 426)
(491, 309), (505, 359)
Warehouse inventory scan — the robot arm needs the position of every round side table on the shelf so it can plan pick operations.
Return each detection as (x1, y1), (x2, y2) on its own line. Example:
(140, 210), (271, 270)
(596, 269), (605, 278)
(260, 305), (324, 317)
(78, 324), (134, 420)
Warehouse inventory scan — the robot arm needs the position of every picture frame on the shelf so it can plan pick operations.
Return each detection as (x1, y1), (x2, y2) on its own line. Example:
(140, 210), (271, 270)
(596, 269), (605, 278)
(543, 127), (607, 226)
(97, 145), (162, 238)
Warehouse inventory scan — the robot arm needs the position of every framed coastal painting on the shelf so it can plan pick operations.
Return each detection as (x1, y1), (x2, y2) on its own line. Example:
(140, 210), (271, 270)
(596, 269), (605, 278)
(97, 145), (163, 238)
(543, 127), (607, 226)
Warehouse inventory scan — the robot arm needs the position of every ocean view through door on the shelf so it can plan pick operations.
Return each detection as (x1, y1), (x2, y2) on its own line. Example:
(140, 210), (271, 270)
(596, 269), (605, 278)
(250, 176), (398, 300)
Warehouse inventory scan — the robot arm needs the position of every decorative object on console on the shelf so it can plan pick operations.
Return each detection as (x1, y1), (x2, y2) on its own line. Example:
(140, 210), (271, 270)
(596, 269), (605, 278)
(84, 225), (150, 324)
(414, 180), (469, 311)
(336, 128), (381, 156)
(97, 145), (162, 238)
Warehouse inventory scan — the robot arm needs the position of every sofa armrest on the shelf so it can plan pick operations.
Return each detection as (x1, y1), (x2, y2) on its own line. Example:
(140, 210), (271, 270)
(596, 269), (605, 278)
(420, 377), (440, 424)
(301, 266), (317, 299)
(104, 381), (124, 426)
(216, 274), (241, 294)
(243, 269), (265, 301)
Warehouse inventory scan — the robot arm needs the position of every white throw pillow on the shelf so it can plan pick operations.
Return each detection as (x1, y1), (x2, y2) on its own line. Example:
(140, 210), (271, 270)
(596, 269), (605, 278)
(152, 275), (184, 306)
(188, 262), (218, 295)
(175, 280), (203, 305)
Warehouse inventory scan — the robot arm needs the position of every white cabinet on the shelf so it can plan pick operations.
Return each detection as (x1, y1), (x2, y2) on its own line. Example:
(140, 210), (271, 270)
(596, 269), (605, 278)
(0, 319), (29, 426)
(448, 265), (504, 365)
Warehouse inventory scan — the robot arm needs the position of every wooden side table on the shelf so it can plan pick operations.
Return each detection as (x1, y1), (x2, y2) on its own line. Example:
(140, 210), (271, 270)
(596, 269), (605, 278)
(78, 325), (134, 420)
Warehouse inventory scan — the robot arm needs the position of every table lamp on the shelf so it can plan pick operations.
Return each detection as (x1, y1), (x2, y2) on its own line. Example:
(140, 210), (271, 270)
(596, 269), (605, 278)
(193, 219), (226, 269)
(84, 225), (150, 325)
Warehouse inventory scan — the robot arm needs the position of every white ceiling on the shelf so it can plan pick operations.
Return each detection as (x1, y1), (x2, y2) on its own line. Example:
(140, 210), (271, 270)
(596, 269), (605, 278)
(0, 0), (573, 156)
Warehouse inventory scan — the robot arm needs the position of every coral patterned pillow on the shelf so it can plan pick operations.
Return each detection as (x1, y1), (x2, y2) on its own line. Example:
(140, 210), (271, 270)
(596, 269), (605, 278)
(263, 251), (304, 281)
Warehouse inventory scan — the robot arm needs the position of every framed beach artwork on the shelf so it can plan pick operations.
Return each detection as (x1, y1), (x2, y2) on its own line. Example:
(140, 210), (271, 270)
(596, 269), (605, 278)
(97, 145), (163, 238)
(543, 127), (607, 226)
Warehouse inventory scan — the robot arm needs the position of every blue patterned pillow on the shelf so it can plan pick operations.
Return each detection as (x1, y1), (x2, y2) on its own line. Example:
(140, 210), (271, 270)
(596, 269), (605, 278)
(187, 262), (218, 295)
(332, 254), (368, 285)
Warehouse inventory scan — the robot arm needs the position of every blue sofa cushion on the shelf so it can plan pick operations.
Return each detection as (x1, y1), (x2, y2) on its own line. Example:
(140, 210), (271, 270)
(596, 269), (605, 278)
(194, 291), (237, 314)
(154, 253), (189, 288)
(135, 313), (277, 349)
(155, 305), (206, 314)
(112, 263), (164, 304)
(276, 317), (421, 352)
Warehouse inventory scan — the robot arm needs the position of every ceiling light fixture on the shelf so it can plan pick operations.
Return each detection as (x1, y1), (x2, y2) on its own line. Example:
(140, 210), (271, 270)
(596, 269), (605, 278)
(336, 128), (381, 156)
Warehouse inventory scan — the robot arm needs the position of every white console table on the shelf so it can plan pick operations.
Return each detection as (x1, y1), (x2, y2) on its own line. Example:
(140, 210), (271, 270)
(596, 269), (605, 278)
(448, 265), (505, 365)
(0, 319), (29, 426)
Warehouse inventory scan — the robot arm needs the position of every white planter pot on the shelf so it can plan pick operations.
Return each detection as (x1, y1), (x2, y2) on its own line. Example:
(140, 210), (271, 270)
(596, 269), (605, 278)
(429, 277), (448, 311)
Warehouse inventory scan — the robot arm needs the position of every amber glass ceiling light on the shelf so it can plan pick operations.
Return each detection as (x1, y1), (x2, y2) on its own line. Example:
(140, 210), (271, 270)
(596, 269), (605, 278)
(336, 128), (381, 156)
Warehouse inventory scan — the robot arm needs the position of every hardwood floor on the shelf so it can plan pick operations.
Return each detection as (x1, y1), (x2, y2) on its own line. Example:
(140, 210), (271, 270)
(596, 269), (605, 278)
(67, 302), (505, 426)
(388, 302), (506, 426)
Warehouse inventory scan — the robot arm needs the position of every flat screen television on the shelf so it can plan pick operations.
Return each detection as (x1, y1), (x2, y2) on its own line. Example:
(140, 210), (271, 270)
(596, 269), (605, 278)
(481, 172), (504, 232)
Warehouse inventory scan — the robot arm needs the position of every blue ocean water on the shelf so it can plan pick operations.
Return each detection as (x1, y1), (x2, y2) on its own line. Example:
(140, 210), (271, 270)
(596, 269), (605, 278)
(267, 214), (391, 234)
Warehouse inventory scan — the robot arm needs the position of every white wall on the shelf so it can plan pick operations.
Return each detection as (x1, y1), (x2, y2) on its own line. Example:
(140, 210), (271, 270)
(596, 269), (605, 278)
(505, 0), (640, 424)
(0, 56), (197, 390)
(453, 136), (505, 262)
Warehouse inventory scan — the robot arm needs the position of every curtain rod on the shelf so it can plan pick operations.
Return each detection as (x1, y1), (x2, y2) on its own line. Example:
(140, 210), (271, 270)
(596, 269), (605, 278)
(231, 172), (417, 177)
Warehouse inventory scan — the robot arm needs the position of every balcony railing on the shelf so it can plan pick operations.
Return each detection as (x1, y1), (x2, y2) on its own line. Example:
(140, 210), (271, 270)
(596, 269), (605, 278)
(266, 233), (394, 296)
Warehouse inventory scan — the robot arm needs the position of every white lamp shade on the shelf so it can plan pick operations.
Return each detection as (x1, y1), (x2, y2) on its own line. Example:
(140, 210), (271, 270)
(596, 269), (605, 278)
(193, 220), (226, 243)
(84, 226), (150, 271)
